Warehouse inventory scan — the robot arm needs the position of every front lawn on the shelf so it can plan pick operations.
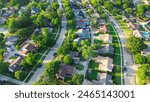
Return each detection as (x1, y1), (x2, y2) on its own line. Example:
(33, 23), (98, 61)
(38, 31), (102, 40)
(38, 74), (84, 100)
(88, 60), (99, 70)
(86, 70), (98, 81)
(75, 64), (84, 71)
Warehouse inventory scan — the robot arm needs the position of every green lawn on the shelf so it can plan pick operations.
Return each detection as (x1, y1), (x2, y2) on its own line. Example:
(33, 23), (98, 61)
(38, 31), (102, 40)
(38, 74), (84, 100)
(88, 60), (99, 70)
(24, 72), (34, 83)
(86, 70), (98, 81)
(75, 64), (84, 71)
(0, 23), (7, 28)
(94, 33), (100, 36)
(108, 23), (122, 85)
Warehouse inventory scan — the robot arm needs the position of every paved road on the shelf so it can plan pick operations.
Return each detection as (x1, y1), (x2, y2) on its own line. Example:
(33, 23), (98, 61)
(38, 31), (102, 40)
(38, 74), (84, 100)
(0, 74), (25, 85)
(103, 8), (137, 85)
(27, 0), (67, 85)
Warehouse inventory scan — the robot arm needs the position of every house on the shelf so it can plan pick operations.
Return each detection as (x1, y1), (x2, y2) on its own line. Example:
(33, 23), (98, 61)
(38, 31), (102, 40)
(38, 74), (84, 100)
(99, 44), (114, 55)
(70, 51), (80, 64)
(133, 30), (142, 38)
(9, 57), (23, 72)
(95, 56), (114, 72)
(31, 8), (40, 14)
(141, 46), (150, 56)
(22, 43), (37, 52)
(5, 36), (18, 43)
(145, 10), (150, 18)
(76, 28), (91, 39)
(96, 18), (105, 25)
(99, 25), (108, 32)
(99, 34), (113, 43)
(56, 64), (75, 80)
(128, 22), (140, 30)
(93, 73), (113, 85)
(73, 37), (82, 45)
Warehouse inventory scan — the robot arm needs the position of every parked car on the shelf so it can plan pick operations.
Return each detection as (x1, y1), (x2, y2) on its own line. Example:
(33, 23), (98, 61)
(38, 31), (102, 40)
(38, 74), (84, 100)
(124, 60), (127, 66)
(14, 53), (20, 56)
(124, 67), (127, 71)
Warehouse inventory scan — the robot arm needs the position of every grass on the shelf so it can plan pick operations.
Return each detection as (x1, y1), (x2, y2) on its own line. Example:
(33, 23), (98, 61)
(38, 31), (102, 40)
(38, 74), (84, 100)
(88, 60), (99, 70)
(75, 64), (84, 71)
(108, 23), (122, 85)
(140, 25), (146, 31)
(24, 72), (34, 83)
(0, 23), (7, 28)
(94, 39), (103, 44)
(94, 33), (100, 36)
(86, 70), (98, 81)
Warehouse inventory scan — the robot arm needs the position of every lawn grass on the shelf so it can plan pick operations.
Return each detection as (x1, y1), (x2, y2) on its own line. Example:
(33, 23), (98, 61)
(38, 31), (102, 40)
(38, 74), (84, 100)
(0, 23), (7, 28)
(75, 64), (84, 71)
(94, 33), (100, 36)
(108, 23), (122, 85)
(24, 72), (34, 83)
(86, 70), (98, 81)
(88, 60), (99, 70)
(94, 39), (103, 44)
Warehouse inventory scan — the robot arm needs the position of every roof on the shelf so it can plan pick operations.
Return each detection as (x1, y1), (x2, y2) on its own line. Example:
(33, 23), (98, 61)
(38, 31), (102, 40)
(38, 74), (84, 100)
(96, 18), (105, 25)
(133, 30), (142, 38)
(128, 22), (139, 30)
(57, 64), (75, 79)
(70, 51), (79, 58)
(99, 34), (112, 42)
(141, 46), (150, 56)
(22, 43), (37, 52)
(99, 44), (114, 54)
(95, 56), (114, 72)
(9, 57), (23, 72)
(19, 50), (29, 56)
(93, 73), (112, 85)
(99, 25), (108, 32)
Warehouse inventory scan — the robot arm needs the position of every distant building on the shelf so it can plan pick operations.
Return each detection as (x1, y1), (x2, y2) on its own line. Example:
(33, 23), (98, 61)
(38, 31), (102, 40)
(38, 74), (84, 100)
(99, 34), (113, 43)
(95, 56), (114, 72)
(56, 64), (75, 80)
(70, 51), (80, 64)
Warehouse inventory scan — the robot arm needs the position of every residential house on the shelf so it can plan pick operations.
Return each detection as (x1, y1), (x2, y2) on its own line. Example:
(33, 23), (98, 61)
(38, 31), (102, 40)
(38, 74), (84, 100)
(133, 30), (142, 38)
(93, 73), (112, 85)
(99, 34), (113, 43)
(96, 18), (105, 25)
(56, 64), (75, 80)
(70, 51), (80, 64)
(31, 8), (40, 14)
(76, 28), (91, 39)
(22, 43), (37, 52)
(73, 37), (82, 45)
(19, 43), (37, 56)
(99, 25), (108, 32)
(9, 57), (23, 72)
(98, 44), (114, 55)
(95, 56), (114, 72)
(128, 22), (140, 30)
(141, 46), (150, 56)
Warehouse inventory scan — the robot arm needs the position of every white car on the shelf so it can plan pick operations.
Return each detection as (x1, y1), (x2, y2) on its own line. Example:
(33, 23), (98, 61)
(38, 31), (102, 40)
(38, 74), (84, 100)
(124, 60), (127, 66)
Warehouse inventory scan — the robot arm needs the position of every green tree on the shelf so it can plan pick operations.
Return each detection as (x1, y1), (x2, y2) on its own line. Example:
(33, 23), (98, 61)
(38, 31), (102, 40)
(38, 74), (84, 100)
(137, 65), (150, 85)
(134, 53), (147, 64)
(127, 37), (146, 54)
(69, 74), (84, 85)
(8, 18), (20, 33)
(0, 62), (8, 73)
(15, 71), (26, 80)
(63, 55), (72, 65)
(146, 54), (150, 63)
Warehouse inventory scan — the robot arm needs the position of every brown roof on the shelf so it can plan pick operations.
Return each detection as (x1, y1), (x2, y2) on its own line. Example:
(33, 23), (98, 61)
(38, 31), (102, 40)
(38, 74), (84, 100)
(57, 64), (75, 79)
(9, 57), (23, 72)
(99, 25), (107, 32)
(95, 56), (114, 72)
(23, 43), (36, 52)
(99, 34), (112, 43)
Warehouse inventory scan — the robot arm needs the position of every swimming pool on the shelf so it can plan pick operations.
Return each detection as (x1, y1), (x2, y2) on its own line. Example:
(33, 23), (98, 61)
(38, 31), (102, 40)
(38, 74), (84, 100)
(143, 32), (149, 37)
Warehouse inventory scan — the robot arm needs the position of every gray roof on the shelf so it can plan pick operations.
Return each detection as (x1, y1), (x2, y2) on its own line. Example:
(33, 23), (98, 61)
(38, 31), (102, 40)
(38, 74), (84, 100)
(99, 44), (114, 54)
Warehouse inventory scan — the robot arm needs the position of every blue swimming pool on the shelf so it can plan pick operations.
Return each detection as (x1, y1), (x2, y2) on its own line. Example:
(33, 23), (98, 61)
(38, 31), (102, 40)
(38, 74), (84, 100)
(143, 32), (149, 36)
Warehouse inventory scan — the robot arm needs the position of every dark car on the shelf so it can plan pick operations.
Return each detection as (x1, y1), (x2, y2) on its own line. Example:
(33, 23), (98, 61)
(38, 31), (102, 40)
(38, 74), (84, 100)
(124, 67), (127, 71)
(14, 53), (20, 56)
